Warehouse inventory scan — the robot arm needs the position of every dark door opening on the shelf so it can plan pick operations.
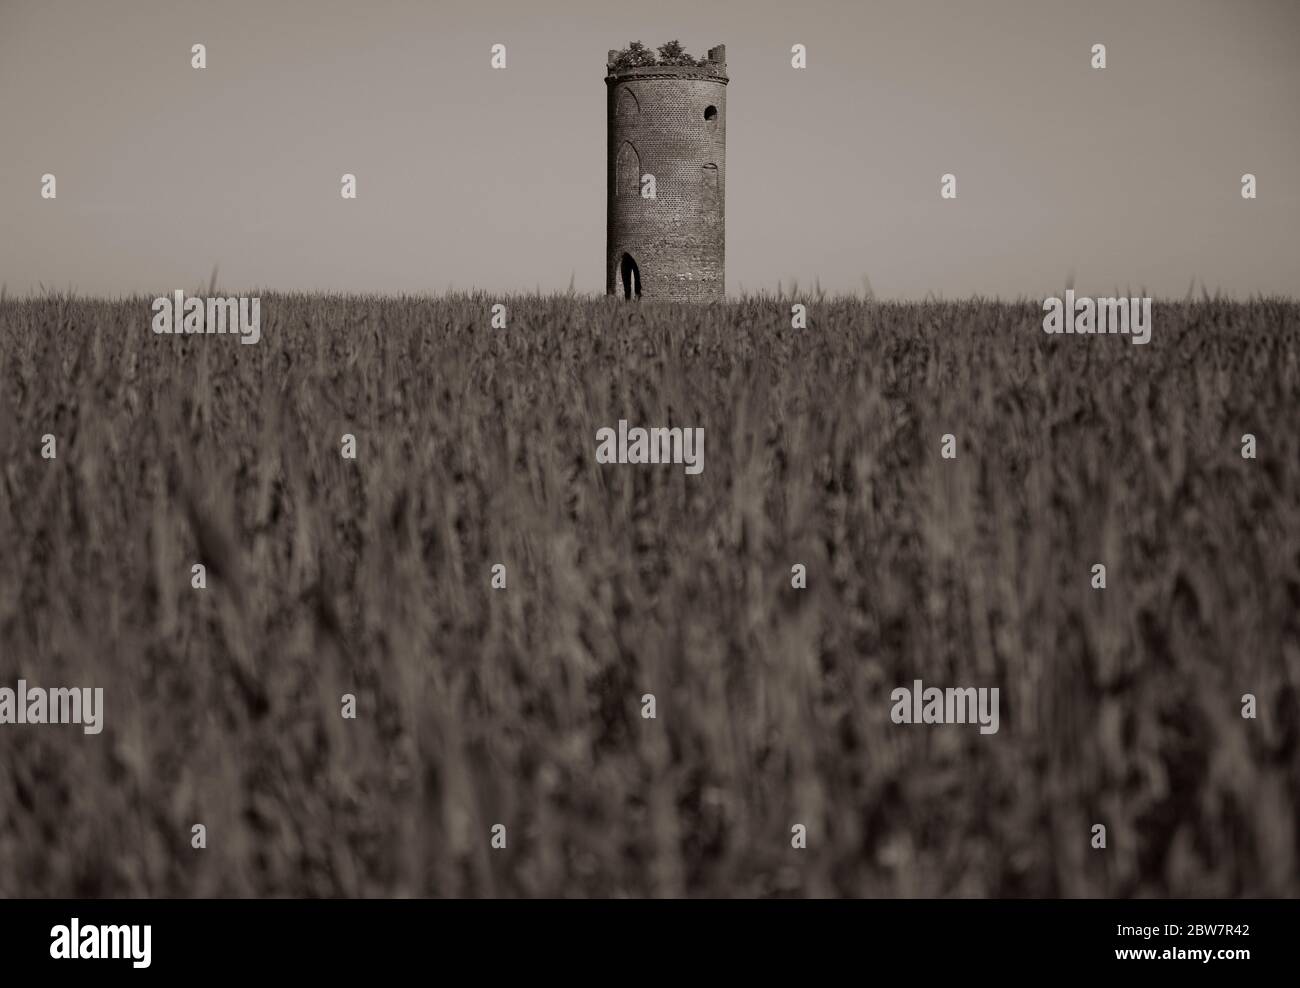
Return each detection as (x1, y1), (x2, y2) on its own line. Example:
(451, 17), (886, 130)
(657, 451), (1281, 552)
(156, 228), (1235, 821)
(620, 253), (642, 299)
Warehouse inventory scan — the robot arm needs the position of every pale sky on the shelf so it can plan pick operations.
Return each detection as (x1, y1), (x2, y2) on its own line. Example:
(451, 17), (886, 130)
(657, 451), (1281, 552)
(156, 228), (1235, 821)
(2, 0), (1297, 298)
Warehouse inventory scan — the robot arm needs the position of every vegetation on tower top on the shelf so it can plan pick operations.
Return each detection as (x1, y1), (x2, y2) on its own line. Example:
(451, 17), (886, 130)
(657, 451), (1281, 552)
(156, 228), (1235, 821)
(610, 40), (708, 70)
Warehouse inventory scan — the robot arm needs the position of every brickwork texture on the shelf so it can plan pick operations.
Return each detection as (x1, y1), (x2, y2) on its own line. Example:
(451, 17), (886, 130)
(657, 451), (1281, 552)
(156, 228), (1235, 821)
(606, 45), (728, 302)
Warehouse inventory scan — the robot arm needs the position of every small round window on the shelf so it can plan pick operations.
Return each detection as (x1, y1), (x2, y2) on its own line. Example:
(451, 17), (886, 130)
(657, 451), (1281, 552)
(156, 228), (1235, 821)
(704, 105), (718, 122)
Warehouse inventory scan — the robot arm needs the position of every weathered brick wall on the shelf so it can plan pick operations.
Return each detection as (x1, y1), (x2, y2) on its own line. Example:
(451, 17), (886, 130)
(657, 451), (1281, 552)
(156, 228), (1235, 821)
(606, 48), (728, 302)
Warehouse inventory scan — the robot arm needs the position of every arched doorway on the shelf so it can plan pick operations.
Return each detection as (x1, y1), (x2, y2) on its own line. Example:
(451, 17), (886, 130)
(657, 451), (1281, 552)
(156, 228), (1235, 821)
(620, 253), (642, 299)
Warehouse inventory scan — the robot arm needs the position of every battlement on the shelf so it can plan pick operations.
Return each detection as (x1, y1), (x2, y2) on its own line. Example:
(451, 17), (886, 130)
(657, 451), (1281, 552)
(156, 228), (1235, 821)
(605, 44), (727, 84)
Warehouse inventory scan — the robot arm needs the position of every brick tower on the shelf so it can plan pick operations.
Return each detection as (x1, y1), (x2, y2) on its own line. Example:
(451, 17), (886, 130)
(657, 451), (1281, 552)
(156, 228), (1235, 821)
(606, 44), (728, 302)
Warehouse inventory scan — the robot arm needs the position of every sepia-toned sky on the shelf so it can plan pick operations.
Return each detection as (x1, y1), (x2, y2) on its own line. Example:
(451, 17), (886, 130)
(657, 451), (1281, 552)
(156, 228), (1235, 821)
(2, 0), (1298, 299)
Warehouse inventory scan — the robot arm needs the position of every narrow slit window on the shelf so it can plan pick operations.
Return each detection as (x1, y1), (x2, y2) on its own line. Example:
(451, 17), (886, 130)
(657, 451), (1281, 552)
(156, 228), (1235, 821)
(702, 163), (719, 194)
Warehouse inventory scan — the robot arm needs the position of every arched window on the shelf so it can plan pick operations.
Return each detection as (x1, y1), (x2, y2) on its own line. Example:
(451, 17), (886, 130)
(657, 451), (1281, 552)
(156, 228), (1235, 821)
(617, 142), (640, 197)
(617, 87), (639, 116)
(704, 105), (718, 124)
(702, 163), (719, 193)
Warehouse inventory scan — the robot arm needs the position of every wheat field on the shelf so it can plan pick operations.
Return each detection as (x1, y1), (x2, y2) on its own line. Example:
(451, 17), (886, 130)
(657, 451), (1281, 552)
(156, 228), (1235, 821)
(0, 293), (1296, 897)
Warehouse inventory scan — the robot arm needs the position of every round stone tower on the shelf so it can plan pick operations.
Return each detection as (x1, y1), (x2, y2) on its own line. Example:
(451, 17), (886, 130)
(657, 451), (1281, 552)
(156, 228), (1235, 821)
(606, 44), (728, 302)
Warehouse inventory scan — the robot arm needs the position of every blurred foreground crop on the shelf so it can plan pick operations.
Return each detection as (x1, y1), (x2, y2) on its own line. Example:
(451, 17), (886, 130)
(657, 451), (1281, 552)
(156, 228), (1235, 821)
(0, 293), (1296, 897)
